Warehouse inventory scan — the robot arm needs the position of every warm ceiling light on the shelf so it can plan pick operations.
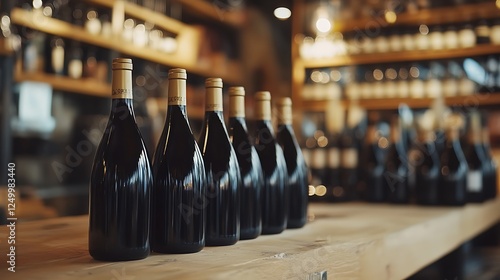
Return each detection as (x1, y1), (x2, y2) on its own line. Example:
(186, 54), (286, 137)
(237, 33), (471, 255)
(316, 17), (331, 33)
(274, 7), (291, 20)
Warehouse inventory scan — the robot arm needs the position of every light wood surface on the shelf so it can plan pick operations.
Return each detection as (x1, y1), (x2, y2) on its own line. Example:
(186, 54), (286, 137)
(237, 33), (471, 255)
(15, 71), (111, 98)
(1, 199), (499, 279)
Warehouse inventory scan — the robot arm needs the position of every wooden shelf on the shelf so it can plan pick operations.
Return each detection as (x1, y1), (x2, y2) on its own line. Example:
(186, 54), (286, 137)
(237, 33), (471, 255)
(11, 8), (243, 84)
(302, 94), (500, 111)
(171, 0), (243, 28)
(15, 71), (111, 97)
(336, 2), (500, 33)
(1, 199), (499, 279)
(86, 0), (188, 34)
(301, 44), (500, 68)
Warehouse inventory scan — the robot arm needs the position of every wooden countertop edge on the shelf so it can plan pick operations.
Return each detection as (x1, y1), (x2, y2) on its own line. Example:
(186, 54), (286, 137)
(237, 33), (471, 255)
(0, 199), (499, 279)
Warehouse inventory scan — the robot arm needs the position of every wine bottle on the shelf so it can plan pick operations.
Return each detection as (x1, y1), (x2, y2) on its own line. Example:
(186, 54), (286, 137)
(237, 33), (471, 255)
(67, 41), (83, 79)
(89, 58), (152, 261)
(228, 87), (263, 240)
(481, 121), (497, 200)
(151, 69), (206, 253)
(50, 37), (65, 75)
(253, 91), (288, 234)
(412, 122), (440, 205)
(198, 78), (241, 246)
(385, 116), (410, 204)
(325, 101), (344, 202)
(276, 97), (308, 229)
(464, 111), (487, 203)
(439, 114), (467, 206)
(309, 128), (328, 201)
(339, 127), (358, 201)
(362, 115), (387, 202)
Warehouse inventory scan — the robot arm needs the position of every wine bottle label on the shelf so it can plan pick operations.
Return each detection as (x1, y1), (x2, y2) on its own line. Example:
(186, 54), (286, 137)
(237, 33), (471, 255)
(111, 58), (133, 99)
(51, 46), (65, 74)
(341, 148), (358, 168)
(255, 91), (271, 121)
(205, 90), (223, 111)
(443, 79), (458, 97)
(167, 69), (187, 105)
(68, 59), (83, 79)
(425, 79), (441, 98)
(328, 147), (340, 168)
(229, 87), (245, 117)
(205, 78), (223, 111)
(444, 32), (459, 49)
(458, 29), (476, 48)
(277, 97), (292, 125)
(467, 170), (483, 192)
(409, 80), (425, 98)
(85, 18), (102, 35)
(311, 148), (327, 169)
(476, 25), (490, 38)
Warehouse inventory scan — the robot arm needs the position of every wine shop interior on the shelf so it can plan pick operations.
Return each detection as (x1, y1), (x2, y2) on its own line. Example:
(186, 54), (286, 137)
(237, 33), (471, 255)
(1, 0), (500, 279)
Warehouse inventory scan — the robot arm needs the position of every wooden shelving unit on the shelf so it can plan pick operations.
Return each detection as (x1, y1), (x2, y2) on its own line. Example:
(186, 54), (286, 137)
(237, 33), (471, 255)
(301, 43), (500, 68)
(11, 7), (243, 85)
(1, 199), (499, 279)
(14, 71), (111, 98)
(335, 1), (500, 33)
(301, 94), (500, 111)
(292, 0), (500, 114)
(171, 0), (243, 28)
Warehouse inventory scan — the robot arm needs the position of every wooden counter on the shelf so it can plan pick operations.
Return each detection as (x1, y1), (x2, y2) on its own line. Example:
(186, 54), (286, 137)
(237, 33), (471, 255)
(1, 199), (499, 280)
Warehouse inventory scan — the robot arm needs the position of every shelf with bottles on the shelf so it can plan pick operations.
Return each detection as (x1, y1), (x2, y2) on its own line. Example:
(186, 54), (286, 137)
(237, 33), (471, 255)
(302, 95), (500, 112)
(303, 108), (498, 205)
(299, 57), (500, 111)
(10, 3), (242, 84)
(296, 0), (500, 67)
(85, 0), (243, 84)
(300, 43), (500, 68)
(332, 1), (500, 33)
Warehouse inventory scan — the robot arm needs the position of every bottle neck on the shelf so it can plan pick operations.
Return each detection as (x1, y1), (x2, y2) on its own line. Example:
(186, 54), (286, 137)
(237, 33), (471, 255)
(205, 87), (223, 112)
(229, 94), (245, 118)
(482, 128), (490, 146)
(390, 126), (401, 144)
(468, 118), (482, 145)
(277, 104), (292, 126)
(366, 126), (378, 144)
(446, 129), (460, 143)
(255, 99), (271, 122)
(167, 78), (187, 106)
(419, 130), (435, 143)
(112, 68), (133, 99)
